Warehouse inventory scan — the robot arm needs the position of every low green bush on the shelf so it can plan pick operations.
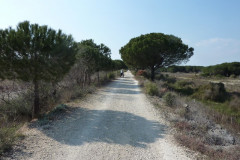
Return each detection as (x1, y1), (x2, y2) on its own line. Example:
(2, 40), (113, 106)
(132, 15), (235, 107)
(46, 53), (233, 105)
(108, 72), (115, 79)
(164, 80), (195, 96)
(155, 74), (165, 80)
(145, 81), (159, 96)
(175, 80), (193, 88)
(193, 82), (227, 102)
(230, 74), (237, 78)
(163, 92), (176, 107)
(52, 104), (68, 114)
(0, 125), (23, 155)
(38, 104), (69, 126)
(0, 93), (32, 121)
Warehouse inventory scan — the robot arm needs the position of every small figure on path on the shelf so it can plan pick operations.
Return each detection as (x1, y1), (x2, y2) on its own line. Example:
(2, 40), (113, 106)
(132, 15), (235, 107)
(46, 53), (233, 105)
(120, 69), (124, 77)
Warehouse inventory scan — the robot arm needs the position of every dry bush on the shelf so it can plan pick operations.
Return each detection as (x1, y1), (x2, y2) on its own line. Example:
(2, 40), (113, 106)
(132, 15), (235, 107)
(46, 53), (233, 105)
(135, 76), (146, 87)
(108, 72), (115, 80)
(158, 88), (168, 97)
(175, 134), (240, 160)
(150, 73), (240, 159)
(163, 92), (176, 107)
(174, 121), (193, 131)
(0, 91), (33, 121)
(229, 95), (240, 112)
(176, 134), (208, 154)
(136, 70), (147, 76)
(0, 124), (24, 155)
(194, 82), (227, 102)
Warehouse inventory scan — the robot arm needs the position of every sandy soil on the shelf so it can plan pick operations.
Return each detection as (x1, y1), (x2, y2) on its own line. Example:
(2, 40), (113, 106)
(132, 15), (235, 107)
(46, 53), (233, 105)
(3, 71), (196, 160)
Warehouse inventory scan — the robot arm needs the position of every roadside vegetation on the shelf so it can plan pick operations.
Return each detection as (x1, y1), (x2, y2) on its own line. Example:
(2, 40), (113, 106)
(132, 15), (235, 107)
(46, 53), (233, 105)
(0, 21), (127, 155)
(160, 62), (240, 78)
(134, 69), (240, 160)
(119, 32), (240, 160)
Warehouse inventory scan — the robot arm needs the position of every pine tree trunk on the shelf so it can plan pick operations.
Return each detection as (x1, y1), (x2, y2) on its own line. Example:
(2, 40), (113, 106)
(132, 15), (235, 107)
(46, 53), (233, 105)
(151, 66), (155, 81)
(88, 73), (91, 85)
(32, 80), (40, 118)
(97, 71), (100, 83)
(83, 70), (87, 88)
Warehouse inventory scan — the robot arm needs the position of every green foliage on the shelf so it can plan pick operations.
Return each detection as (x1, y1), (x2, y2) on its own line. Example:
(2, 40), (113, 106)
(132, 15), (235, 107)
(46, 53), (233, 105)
(0, 125), (23, 155)
(52, 104), (68, 114)
(202, 100), (240, 123)
(120, 33), (194, 80)
(0, 92), (33, 121)
(0, 21), (77, 82)
(230, 74), (237, 78)
(112, 59), (128, 70)
(175, 80), (193, 88)
(108, 72), (115, 79)
(38, 104), (69, 126)
(201, 62), (240, 77)
(160, 65), (204, 73)
(0, 21), (77, 117)
(163, 92), (176, 107)
(171, 81), (194, 96)
(145, 81), (159, 96)
(77, 39), (112, 73)
(193, 82), (227, 102)
(160, 74), (177, 84)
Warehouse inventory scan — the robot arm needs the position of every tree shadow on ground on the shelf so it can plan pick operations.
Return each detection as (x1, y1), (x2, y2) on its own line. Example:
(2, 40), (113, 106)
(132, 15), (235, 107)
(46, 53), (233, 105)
(35, 107), (167, 148)
(103, 89), (141, 94)
(108, 79), (139, 89)
(111, 83), (139, 89)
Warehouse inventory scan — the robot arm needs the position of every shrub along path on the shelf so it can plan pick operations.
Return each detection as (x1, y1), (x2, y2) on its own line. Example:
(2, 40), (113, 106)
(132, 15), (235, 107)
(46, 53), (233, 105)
(3, 71), (197, 160)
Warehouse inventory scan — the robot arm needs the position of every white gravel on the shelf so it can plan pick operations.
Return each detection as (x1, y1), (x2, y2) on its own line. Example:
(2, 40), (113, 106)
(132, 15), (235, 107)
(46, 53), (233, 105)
(3, 71), (196, 160)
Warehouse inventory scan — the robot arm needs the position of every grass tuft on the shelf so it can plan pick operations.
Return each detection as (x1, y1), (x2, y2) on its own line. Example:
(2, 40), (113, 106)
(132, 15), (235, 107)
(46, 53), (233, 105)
(145, 81), (159, 96)
(163, 92), (176, 107)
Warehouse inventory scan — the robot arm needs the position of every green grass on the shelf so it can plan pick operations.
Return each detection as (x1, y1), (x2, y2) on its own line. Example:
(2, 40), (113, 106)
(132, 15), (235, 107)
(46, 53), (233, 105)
(202, 100), (240, 124)
(161, 75), (240, 125)
(0, 124), (24, 155)
(165, 80), (195, 96)
(108, 72), (116, 79)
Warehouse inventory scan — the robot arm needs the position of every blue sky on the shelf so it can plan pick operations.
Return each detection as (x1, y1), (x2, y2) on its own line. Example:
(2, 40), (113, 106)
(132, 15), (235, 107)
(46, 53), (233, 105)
(0, 0), (240, 66)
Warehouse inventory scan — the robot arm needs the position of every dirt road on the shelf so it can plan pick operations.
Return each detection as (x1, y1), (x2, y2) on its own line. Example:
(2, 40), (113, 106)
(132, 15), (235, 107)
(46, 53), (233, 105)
(5, 71), (195, 160)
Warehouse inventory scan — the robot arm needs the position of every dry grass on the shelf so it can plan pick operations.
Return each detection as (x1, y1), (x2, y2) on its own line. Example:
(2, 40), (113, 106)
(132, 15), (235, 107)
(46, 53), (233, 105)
(229, 96), (240, 113)
(135, 73), (240, 160)
(175, 134), (240, 160)
(0, 71), (117, 155)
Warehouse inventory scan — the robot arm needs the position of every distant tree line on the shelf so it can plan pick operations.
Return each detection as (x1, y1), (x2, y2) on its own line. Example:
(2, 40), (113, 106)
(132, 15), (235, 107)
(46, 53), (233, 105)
(0, 21), (127, 117)
(160, 65), (204, 73)
(159, 62), (240, 77)
(202, 62), (240, 77)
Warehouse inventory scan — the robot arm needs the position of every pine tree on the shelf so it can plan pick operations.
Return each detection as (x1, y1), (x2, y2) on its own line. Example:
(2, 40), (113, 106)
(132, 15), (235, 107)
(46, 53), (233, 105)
(0, 21), (77, 118)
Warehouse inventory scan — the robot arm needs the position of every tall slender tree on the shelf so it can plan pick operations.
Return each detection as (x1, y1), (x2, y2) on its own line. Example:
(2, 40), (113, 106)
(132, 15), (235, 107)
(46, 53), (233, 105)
(77, 39), (112, 82)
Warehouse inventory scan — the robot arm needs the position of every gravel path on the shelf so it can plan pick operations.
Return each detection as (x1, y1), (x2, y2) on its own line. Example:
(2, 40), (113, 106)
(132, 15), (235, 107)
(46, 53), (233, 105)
(4, 71), (195, 160)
